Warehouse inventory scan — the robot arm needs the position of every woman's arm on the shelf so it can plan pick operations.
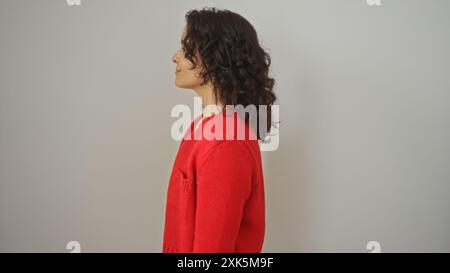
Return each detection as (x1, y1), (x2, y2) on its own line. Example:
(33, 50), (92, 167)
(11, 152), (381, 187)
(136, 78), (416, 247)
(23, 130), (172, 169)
(193, 141), (254, 252)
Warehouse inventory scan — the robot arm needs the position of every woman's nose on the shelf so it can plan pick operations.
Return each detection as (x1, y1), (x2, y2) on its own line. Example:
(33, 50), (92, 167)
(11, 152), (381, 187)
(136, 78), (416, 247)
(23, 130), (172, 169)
(172, 51), (179, 64)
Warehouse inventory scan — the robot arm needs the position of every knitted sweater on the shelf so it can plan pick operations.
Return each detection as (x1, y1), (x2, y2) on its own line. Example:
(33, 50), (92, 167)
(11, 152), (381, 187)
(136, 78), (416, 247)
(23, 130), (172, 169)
(162, 109), (265, 253)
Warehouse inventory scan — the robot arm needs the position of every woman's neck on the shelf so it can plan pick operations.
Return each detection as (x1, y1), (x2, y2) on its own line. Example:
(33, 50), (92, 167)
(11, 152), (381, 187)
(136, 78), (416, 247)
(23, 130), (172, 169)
(195, 82), (224, 118)
(202, 103), (223, 118)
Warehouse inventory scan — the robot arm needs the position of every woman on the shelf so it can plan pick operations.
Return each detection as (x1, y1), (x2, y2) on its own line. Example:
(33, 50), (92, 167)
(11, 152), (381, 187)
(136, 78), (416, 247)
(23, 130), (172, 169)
(163, 7), (277, 253)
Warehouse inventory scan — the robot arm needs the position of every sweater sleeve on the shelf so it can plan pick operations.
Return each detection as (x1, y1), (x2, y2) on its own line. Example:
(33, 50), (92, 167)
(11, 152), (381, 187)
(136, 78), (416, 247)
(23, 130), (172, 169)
(192, 141), (253, 253)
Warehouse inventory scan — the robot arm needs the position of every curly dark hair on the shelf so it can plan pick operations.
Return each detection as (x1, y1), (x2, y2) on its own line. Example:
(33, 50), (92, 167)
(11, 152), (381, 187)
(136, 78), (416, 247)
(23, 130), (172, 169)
(182, 7), (277, 141)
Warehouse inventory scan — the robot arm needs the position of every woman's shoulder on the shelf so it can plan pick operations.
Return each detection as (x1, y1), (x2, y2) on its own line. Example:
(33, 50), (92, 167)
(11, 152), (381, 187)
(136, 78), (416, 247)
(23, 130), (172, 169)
(183, 109), (261, 168)
(195, 139), (257, 173)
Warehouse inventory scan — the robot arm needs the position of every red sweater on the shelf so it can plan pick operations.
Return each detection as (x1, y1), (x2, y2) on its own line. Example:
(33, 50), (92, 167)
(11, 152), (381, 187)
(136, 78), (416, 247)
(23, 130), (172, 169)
(162, 109), (265, 253)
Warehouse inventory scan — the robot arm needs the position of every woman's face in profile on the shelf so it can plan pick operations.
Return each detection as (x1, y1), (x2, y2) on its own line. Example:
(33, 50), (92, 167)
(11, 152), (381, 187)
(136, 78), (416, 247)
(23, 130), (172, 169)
(171, 25), (203, 89)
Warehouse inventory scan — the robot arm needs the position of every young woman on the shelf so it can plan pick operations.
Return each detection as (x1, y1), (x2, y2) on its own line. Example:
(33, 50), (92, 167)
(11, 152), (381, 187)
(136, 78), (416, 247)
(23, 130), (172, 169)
(163, 8), (277, 253)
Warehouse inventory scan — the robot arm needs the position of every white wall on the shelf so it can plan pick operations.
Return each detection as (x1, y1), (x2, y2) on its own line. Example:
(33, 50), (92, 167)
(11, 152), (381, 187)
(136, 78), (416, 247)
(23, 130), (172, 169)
(0, 0), (449, 252)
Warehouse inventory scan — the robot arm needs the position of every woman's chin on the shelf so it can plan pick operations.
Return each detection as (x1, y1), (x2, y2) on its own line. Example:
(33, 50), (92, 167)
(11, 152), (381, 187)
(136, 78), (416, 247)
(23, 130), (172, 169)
(174, 80), (193, 89)
(174, 81), (187, 89)
(174, 79), (183, 88)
